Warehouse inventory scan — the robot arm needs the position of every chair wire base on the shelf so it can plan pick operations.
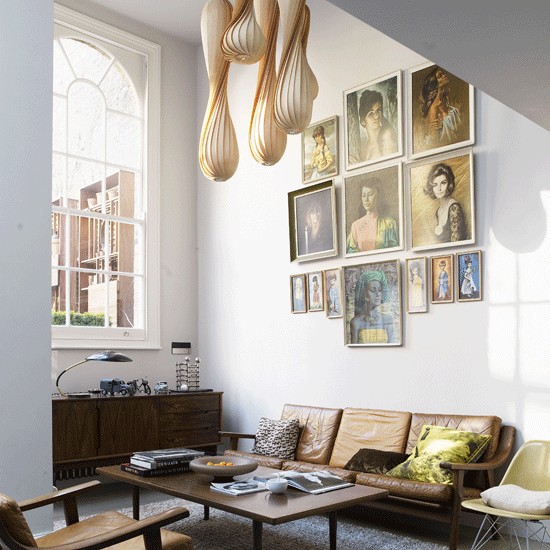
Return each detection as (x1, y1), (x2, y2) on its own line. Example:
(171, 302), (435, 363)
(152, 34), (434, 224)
(471, 514), (550, 550)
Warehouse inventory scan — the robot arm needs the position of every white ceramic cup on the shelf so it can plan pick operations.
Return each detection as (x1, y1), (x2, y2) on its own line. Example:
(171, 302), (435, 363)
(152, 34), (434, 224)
(267, 478), (288, 494)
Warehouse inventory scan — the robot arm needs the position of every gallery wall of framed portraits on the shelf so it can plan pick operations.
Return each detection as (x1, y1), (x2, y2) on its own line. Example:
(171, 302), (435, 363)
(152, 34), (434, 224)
(289, 62), (482, 347)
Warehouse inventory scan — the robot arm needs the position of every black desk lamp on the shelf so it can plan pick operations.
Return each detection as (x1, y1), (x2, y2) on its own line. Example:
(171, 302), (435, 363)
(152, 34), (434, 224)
(56, 350), (133, 397)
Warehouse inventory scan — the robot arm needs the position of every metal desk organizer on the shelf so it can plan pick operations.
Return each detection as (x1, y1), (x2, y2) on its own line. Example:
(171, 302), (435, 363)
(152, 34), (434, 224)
(175, 356), (201, 391)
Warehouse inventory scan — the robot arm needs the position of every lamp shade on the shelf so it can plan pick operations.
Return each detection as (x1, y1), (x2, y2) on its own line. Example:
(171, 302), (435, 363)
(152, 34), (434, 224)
(56, 350), (133, 397)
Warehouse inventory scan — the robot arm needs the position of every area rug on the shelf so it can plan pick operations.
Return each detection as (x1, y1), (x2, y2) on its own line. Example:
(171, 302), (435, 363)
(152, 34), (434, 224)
(123, 498), (447, 550)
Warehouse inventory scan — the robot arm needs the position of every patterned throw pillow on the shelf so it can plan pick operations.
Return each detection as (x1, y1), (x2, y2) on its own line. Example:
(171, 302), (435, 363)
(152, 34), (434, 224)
(252, 417), (300, 459)
(386, 424), (492, 485)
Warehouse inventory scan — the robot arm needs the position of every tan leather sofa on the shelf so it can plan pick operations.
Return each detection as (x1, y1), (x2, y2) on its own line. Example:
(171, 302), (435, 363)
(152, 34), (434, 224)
(222, 404), (516, 550)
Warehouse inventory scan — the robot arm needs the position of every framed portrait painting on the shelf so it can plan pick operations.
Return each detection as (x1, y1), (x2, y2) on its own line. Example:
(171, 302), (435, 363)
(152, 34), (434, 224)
(290, 274), (307, 313)
(302, 116), (338, 184)
(307, 272), (324, 312)
(405, 257), (428, 313)
(324, 268), (343, 319)
(457, 250), (482, 302)
(407, 148), (475, 251)
(430, 254), (454, 304)
(344, 162), (403, 258)
(343, 259), (402, 347)
(288, 180), (338, 262)
(409, 62), (475, 159)
(344, 70), (402, 171)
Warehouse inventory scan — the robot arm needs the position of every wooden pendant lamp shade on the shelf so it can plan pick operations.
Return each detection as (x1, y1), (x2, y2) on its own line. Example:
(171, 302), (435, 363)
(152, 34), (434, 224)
(222, 0), (266, 64)
(248, 0), (287, 166)
(199, 0), (239, 182)
(199, 0), (317, 181)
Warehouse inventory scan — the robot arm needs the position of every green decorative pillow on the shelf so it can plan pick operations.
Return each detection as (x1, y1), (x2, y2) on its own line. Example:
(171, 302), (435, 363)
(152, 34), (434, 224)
(386, 425), (492, 485)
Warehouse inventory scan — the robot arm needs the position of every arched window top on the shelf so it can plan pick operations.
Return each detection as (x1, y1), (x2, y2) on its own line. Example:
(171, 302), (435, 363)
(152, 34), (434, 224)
(54, 37), (139, 117)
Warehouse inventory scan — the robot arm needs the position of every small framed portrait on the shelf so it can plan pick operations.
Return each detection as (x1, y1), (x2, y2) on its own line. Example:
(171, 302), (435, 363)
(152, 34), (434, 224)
(430, 254), (454, 304)
(343, 259), (402, 346)
(324, 268), (343, 319)
(302, 116), (338, 184)
(344, 162), (403, 258)
(407, 148), (475, 251)
(405, 257), (428, 313)
(409, 62), (475, 160)
(344, 70), (402, 171)
(307, 272), (324, 312)
(290, 274), (307, 313)
(457, 250), (482, 302)
(288, 180), (338, 262)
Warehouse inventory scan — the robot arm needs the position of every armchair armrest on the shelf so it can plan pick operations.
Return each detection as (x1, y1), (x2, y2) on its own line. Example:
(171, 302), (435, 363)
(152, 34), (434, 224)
(18, 481), (101, 512)
(219, 431), (256, 451)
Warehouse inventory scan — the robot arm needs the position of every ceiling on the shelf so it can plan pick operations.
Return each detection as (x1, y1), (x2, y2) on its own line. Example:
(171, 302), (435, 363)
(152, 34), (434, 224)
(87, 0), (550, 132)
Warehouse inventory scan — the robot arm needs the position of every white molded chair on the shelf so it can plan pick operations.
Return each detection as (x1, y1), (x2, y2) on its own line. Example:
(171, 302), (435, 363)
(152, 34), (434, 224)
(462, 440), (550, 549)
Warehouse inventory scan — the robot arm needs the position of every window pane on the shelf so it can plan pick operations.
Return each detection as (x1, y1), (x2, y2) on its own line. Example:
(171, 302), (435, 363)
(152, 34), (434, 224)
(53, 40), (74, 95)
(101, 63), (139, 116)
(52, 153), (66, 202)
(68, 81), (105, 161)
(106, 112), (141, 168)
(117, 275), (141, 328)
(67, 158), (104, 205)
(53, 95), (67, 153)
(51, 270), (68, 325)
(109, 221), (137, 273)
(61, 38), (112, 84)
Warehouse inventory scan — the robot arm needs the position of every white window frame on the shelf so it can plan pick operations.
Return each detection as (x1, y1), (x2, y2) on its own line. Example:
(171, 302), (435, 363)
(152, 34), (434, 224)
(52, 4), (160, 350)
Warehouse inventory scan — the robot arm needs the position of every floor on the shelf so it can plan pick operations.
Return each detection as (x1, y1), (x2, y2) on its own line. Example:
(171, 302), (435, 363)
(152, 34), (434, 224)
(53, 479), (509, 548)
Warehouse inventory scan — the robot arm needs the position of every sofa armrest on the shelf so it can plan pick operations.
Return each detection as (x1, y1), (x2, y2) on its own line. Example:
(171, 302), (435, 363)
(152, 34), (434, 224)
(219, 431), (256, 451)
(440, 425), (516, 488)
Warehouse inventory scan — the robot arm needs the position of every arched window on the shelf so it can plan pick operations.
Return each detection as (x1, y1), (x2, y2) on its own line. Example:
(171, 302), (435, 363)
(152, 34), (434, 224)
(52, 6), (160, 349)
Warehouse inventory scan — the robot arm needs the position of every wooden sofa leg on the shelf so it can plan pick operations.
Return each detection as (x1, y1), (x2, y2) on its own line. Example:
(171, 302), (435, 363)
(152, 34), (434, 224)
(449, 502), (461, 550)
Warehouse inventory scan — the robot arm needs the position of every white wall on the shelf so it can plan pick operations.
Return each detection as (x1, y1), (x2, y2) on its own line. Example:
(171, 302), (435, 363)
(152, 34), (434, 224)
(53, 0), (200, 392)
(0, 0), (53, 532)
(197, 1), (550, 447)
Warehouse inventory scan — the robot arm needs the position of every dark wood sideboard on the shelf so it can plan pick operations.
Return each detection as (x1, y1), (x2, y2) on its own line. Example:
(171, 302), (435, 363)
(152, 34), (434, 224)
(52, 391), (222, 481)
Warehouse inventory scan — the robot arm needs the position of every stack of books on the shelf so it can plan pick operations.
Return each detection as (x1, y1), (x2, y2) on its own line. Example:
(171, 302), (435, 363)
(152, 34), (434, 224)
(121, 447), (205, 477)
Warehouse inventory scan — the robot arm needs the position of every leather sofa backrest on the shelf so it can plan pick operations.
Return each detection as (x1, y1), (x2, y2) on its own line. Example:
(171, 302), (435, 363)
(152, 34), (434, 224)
(329, 408), (412, 468)
(407, 413), (502, 459)
(281, 404), (343, 464)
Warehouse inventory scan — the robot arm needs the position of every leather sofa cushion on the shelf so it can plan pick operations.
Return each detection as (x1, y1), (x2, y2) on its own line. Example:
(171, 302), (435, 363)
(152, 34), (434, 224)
(355, 472), (481, 504)
(329, 408), (412, 468)
(281, 460), (356, 483)
(281, 404), (343, 464)
(407, 414), (501, 460)
(36, 511), (193, 549)
(225, 449), (284, 469)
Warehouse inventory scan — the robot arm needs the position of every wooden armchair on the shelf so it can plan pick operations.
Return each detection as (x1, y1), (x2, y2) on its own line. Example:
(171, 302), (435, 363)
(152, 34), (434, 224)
(0, 480), (192, 550)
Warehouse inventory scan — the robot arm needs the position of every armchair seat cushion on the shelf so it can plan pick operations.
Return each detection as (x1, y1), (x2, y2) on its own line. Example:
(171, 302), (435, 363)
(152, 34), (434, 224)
(36, 511), (192, 550)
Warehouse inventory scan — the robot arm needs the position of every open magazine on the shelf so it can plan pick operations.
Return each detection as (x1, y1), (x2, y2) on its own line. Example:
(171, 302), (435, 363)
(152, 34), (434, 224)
(255, 471), (353, 495)
(211, 479), (268, 496)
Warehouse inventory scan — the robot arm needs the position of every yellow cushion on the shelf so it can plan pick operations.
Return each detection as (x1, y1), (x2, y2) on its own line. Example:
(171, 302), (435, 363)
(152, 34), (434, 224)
(387, 425), (491, 484)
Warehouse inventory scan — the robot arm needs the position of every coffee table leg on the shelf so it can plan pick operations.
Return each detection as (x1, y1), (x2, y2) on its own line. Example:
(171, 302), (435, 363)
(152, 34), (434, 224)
(329, 510), (337, 550)
(132, 486), (140, 520)
(204, 505), (209, 520)
(252, 520), (263, 550)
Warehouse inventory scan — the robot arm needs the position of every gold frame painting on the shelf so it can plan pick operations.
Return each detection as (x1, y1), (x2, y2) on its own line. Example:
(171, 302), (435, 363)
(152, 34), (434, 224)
(344, 71), (403, 171)
(343, 259), (402, 347)
(430, 254), (454, 304)
(288, 180), (338, 262)
(290, 274), (307, 313)
(324, 268), (343, 319)
(405, 257), (428, 313)
(409, 62), (475, 160)
(302, 116), (338, 184)
(407, 148), (475, 252)
(457, 250), (482, 302)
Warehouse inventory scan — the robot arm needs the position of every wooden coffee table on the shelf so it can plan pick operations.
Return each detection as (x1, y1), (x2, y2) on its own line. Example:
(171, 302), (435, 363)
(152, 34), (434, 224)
(97, 465), (388, 549)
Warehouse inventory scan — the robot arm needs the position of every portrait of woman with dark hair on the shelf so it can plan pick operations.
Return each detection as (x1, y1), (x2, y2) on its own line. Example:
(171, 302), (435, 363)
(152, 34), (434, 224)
(408, 150), (475, 251)
(344, 72), (402, 170)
